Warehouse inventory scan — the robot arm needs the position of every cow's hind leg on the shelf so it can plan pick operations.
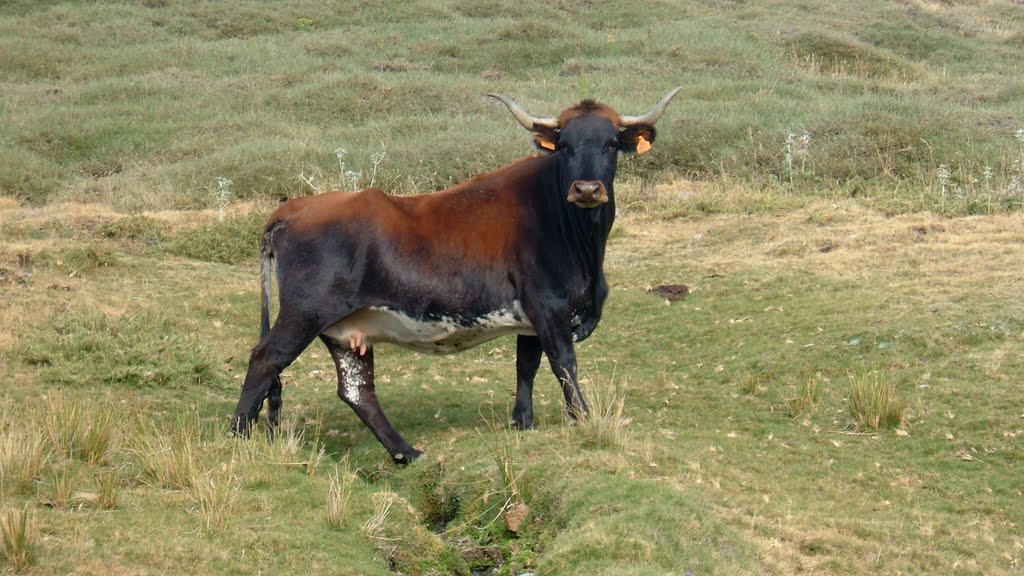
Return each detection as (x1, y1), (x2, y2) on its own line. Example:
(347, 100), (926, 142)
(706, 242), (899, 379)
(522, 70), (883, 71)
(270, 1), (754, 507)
(322, 336), (422, 464)
(265, 375), (283, 435)
(511, 335), (543, 429)
(232, 319), (319, 436)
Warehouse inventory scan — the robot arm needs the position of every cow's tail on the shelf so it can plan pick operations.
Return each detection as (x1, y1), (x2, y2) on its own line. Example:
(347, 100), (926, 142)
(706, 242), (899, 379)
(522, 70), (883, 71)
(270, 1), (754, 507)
(258, 227), (275, 339)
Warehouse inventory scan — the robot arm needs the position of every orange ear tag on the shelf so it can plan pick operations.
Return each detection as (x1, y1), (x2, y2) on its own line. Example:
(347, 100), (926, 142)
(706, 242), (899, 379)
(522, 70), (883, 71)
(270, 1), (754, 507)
(540, 140), (557, 151)
(636, 136), (652, 155)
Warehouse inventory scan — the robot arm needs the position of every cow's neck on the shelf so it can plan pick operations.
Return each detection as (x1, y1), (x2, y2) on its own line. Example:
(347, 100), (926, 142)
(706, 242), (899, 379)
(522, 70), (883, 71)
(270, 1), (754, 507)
(536, 156), (614, 280)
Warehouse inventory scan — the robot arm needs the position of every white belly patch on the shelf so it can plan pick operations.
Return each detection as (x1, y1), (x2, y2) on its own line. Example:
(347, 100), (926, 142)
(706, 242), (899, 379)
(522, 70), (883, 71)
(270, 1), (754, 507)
(322, 302), (535, 355)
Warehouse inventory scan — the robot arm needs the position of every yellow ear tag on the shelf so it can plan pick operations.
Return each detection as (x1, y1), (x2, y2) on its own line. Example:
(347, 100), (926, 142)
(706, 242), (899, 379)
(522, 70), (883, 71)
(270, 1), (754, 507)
(540, 140), (556, 151)
(636, 136), (652, 155)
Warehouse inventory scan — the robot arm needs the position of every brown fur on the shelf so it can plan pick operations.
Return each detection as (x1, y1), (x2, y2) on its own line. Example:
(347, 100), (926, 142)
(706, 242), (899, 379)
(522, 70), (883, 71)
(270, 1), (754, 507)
(265, 156), (549, 266)
(557, 99), (621, 129)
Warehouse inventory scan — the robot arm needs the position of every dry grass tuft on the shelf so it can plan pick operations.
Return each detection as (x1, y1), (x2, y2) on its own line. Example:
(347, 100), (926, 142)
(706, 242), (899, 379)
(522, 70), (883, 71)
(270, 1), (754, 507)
(737, 371), (767, 396)
(482, 415), (525, 513)
(574, 373), (631, 448)
(786, 374), (822, 419)
(305, 441), (326, 476)
(849, 372), (905, 430)
(128, 418), (200, 490)
(48, 465), (77, 510)
(0, 505), (39, 570)
(325, 461), (357, 530)
(231, 422), (326, 485)
(95, 469), (120, 510)
(360, 491), (396, 543)
(186, 460), (240, 532)
(44, 395), (117, 465)
(0, 426), (50, 495)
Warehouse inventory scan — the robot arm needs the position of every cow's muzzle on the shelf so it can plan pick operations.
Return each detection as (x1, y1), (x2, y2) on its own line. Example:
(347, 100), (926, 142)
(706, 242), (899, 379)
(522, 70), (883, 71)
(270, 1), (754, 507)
(567, 180), (609, 208)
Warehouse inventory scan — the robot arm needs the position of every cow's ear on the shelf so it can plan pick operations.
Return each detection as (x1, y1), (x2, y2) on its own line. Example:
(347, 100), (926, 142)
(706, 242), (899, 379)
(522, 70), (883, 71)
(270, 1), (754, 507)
(619, 125), (657, 155)
(532, 126), (559, 153)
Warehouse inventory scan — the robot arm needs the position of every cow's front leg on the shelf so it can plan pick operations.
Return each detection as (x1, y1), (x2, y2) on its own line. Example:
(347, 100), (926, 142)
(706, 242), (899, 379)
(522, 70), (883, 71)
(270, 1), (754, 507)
(322, 337), (423, 465)
(533, 322), (588, 422)
(512, 335), (543, 429)
(547, 342), (588, 422)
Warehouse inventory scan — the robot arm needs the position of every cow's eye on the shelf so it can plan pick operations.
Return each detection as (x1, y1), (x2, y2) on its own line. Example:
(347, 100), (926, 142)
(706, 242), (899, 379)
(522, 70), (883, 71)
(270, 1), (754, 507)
(603, 139), (619, 152)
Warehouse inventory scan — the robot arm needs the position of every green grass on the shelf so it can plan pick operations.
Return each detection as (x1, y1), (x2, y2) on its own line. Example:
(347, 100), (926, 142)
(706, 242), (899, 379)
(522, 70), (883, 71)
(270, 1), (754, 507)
(1, 1), (1023, 213)
(2, 198), (1022, 574)
(2, 1), (1024, 574)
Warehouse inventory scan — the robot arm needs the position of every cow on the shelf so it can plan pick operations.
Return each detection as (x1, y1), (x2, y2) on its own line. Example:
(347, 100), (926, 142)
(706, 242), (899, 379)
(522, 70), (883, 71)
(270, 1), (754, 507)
(231, 88), (682, 463)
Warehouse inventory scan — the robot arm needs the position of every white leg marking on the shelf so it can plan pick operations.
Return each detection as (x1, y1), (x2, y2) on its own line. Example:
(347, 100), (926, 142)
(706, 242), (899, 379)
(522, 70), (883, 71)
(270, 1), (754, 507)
(334, 350), (365, 406)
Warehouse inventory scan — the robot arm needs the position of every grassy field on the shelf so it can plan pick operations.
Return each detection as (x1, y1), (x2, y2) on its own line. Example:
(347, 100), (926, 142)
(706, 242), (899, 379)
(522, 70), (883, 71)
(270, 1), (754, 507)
(2, 0), (1024, 212)
(2, 195), (1022, 575)
(2, 1), (1024, 575)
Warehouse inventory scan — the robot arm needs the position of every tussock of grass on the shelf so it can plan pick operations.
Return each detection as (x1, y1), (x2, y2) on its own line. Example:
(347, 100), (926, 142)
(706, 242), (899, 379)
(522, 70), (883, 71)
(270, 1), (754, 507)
(848, 372), (905, 430)
(95, 469), (119, 510)
(0, 426), (50, 495)
(325, 461), (357, 530)
(0, 506), (38, 571)
(785, 374), (822, 420)
(360, 491), (395, 544)
(48, 465), (77, 510)
(304, 439), (326, 476)
(573, 374), (630, 448)
(230, 423), (327, 486)
(44, 395), (116, 465)
(482, 416), (526, 514)
(128, 418), (201, 490)
(737, 371), (767, 396)
(186, 460), (239, 532)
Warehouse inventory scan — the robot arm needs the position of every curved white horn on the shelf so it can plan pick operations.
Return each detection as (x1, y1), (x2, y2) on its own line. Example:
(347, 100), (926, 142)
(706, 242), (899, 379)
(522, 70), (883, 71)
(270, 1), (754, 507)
(487, 93), (559, 131)
(619, 86), (684, 127)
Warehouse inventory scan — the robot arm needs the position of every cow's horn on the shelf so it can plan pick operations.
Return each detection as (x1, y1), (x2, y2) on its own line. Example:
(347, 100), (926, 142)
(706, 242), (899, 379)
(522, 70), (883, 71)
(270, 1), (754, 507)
(488, 93), (559, 131)
(619, 86), (684, 127)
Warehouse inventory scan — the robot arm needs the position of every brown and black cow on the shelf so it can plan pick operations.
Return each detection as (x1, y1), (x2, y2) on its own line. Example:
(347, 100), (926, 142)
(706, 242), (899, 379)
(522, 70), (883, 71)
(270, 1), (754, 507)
(231, 88), (682, 463)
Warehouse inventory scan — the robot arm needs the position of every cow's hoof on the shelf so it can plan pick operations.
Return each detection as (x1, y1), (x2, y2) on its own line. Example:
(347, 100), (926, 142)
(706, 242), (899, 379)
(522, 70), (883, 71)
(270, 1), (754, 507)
(392, 449), (424, 465)
(511, 418), (536, 431)
(230, 415), (255, 438)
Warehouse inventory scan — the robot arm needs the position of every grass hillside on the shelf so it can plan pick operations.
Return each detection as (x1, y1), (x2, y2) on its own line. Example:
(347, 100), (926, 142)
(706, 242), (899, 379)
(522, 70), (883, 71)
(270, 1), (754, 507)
(2, 1), (1024, 575)
(2, 197), (1022, 575)
(2, 0), (1023, 212)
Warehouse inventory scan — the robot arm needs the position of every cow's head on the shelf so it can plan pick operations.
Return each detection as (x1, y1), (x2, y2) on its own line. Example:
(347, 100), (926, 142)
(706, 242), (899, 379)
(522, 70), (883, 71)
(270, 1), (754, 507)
(489, 87), (682, 209)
